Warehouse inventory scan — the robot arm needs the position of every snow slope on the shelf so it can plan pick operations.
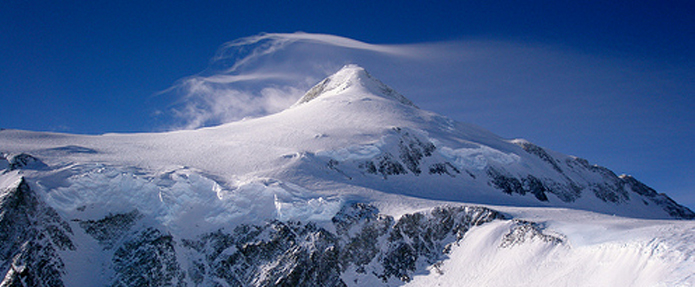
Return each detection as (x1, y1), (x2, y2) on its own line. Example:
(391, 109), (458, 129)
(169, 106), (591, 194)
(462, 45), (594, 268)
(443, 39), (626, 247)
(1, 64), (693, 286)
(405, 208), (695, 287)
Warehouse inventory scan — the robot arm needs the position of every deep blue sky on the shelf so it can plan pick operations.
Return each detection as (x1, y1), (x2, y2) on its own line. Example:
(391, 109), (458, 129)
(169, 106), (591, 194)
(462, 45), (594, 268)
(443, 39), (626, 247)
(2, 1), (694, 208)
(2, 0), (692, 132)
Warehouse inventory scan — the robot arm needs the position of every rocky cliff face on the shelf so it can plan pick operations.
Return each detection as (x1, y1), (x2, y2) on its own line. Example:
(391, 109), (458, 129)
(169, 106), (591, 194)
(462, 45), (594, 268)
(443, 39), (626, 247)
(0, 178), (74, 287)
(0, 181), (519, 287)
(177, 203), (504, 286)
(512, 141), (694, 218)
(73, 203), (505, 287)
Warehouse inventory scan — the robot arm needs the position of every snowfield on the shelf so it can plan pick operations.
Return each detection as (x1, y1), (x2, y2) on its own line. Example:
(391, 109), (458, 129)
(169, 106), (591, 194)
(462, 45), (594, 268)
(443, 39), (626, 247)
(1, 65), (693, 286)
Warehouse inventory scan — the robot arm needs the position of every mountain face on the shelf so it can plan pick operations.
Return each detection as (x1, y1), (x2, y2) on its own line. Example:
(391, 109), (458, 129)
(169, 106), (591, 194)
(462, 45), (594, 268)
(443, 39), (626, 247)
(0, 177), (74, 287)
(1, 65), (694, 286)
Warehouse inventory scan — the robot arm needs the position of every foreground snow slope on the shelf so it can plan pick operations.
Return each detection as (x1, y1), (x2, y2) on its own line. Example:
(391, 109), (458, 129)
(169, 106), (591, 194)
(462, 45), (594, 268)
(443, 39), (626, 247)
(1, 65), (693, 286)
(405, 207), (695, 287)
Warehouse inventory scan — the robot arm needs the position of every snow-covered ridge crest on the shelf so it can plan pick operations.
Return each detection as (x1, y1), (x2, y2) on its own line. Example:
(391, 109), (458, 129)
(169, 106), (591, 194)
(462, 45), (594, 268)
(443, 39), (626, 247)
(292, 64), (417, 108)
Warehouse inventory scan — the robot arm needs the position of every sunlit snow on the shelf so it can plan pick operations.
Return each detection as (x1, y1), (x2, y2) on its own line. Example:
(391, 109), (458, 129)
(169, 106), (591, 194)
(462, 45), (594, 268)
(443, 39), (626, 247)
(1, 65), (693, 286)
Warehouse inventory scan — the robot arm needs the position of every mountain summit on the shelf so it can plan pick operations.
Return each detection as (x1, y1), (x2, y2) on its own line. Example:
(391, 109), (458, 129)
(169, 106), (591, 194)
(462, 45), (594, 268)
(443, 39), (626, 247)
(293, 64), (416, 107)
(1, 65), (694, 286)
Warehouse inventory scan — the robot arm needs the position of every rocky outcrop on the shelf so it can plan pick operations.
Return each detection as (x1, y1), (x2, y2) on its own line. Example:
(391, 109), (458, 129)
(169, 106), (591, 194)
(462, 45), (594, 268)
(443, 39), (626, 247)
(2, 153), (47, 171)
(111, 228), (186, 287)
(183, 221), (344, 287)
(486, 168), (551, 202)
(357, 127), (457, 180)
(180, 203), (505, 286)
(396, 129), (436, 175)
(0, 178), (74, 287)
(377, 205), (504, 282)
(514, 141), (563, 173)
(360, 153), (408, 179)
(509, 141), (693, 218)
(77, 210), (143, 250)
(500, 220), (564, 248)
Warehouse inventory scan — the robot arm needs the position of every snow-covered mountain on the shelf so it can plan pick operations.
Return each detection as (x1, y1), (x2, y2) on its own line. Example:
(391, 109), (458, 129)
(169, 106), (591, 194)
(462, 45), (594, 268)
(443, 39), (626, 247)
(1, 65), (693, 286)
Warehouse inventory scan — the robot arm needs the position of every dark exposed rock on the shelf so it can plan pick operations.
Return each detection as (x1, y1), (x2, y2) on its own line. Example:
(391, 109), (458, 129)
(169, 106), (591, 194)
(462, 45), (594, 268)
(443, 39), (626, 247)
(359, 161), (378, 175)
(4, 153), (48, 171)
(376, 153), (408, 178)
(621, 175), (658, 197)
(0, 178), (592, 287)
(111, 228), (186, 287)
(563, 157), (629, 203)
(487, 164), (635, 204)
(180, 203), (504, 286)
(487, 168), (524, 196)
(0, 178), (74, 287)
(428, 162), (460, 177)
(296, 78), (331, 105)
(379, 206), (505, 282)
(514, 141), (563, 173)
(500, 220), (564, 248)
(332, 203), (393, 273)
(397, 131), (436, 175)
(294, 65), (416, 108)
(361, 153), (408, 179)
(181, 221), (345, 287)
(588, 183), (628, 203)
(352, 127), (443, 179)
(522, 175), (549, 202)
(78, 210), (143, 249)
(76, 211), (188, 286)
(487, 168), (551, 201)
(509, 142), (662, 205)
(326, 159), (352, 180)
(1, 241), (67, 287)
(621, 175), (695, 219)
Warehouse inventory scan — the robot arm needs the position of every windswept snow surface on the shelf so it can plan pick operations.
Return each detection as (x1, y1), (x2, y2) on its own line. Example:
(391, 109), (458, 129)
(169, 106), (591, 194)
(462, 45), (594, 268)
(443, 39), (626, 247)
(1, 65), (694, 286)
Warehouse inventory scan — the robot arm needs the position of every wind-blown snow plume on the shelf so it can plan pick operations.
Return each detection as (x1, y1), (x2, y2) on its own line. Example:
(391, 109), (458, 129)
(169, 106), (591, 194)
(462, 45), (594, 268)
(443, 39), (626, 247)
(210, 32), (410, 73)
(163, 33), (416, 129)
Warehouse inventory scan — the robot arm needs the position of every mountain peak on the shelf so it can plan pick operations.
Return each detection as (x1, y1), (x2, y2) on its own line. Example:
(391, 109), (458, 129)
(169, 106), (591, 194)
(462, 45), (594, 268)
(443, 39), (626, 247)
(293, 64), (417, 108)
